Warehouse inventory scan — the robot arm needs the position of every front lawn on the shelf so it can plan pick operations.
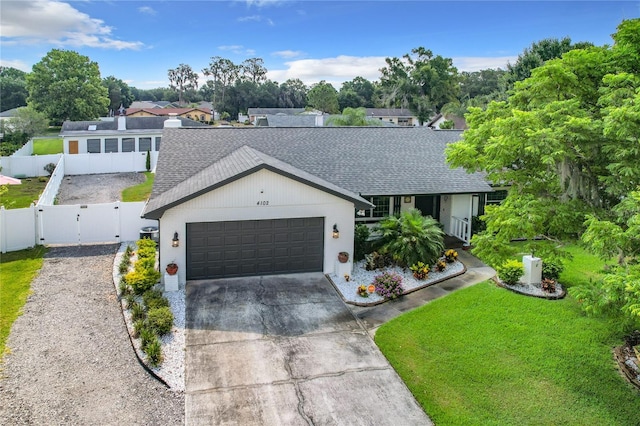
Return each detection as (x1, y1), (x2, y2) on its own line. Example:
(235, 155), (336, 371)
(376, 282), (640, 425)
(0, 246), (46, 361)
(0, 177), (48, 209)
(121, 172), (154, 202)
(32, 138), (63, 155)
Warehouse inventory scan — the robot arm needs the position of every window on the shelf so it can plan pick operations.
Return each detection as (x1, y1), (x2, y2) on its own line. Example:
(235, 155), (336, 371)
(87, 138), (101, 153)
(155, 137), (161, 151)
(486, 190), (508, 205)
(105, 138), (118, 153)
(139, 137), (152, 152)
(122, 137), (135, 152)
(357, 196), (391, 219)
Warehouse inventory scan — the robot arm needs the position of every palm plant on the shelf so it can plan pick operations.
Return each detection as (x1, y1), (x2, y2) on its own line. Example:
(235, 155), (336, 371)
(376, 208), (445, 267)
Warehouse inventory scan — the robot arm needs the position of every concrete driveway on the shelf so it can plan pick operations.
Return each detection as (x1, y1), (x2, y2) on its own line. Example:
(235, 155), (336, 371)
(185, 273), (432, 425)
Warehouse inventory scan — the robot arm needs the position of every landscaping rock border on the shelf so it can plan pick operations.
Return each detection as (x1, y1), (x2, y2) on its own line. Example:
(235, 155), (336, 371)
(493, 277), (566, 299)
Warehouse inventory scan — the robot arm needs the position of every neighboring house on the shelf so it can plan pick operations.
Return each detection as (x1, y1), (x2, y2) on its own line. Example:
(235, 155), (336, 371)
(60, 115), (210, 155)
(125, 107), (213, 122)
(246, 108), (322, 124)
(255, 114), (325, 127)
(365, 108), (420, 126)
(427, 113), (468, 130)
(129, 101), (174, 109)
(143, 127), (492, 285)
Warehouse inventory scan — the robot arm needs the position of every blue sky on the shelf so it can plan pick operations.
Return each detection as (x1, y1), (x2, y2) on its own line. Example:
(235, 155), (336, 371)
(1, 1), (639, 89)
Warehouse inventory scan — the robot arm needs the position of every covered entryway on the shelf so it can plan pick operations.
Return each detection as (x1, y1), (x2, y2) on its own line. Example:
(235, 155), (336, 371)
(186, 217), (324, 280)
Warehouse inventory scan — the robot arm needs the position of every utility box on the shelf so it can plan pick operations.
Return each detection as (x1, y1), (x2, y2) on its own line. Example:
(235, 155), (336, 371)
(522, 255), (542, 285)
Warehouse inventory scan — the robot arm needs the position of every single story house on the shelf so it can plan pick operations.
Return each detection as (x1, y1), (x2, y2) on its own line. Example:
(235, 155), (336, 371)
(60, 115), (210, 155)
(125, 107), (213, 122)
(143, 127), (491, 286)
(427, 113), (468, 130)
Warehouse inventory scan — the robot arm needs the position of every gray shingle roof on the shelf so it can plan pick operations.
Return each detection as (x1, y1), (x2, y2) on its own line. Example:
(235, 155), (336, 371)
(143, 145), (374, 219)
(259, 114), (320, 127)
(148, 127), (491, 215)
(60, 117), (210, 134)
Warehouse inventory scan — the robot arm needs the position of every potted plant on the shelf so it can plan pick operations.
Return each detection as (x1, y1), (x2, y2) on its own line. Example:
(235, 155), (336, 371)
(338, 251), (349, 263)
(166, 261), (178, 275)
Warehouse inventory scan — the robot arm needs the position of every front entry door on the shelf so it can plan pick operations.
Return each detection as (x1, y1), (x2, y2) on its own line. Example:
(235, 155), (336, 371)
(415, 195), (440, 220)
(69, 140), (78, 154)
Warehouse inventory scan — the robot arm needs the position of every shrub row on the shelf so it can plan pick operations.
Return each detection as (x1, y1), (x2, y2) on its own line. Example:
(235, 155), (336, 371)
(119, 239), (173, 367)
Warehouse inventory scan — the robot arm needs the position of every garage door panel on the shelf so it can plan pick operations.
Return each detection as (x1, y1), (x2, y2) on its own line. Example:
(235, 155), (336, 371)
(187, 218), (324, 280)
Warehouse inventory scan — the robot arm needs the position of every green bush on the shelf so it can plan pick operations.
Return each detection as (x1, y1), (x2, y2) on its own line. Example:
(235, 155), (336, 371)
(137, 238), (157, 251)
(124, 294), (136, 310)
(410, 261), (430, 280)
(133, 319), (145, 338)
(542, 259), (564, 281)
(43, 163), (56, 175)
(376, 209), (444, 267)
(354, 224), (371, 261)
(147, 306), (174, 336)
(125, 269), (160, 295)
(118, 256), (130, 274)
(136, 246), (156, 261)
(130, 301), (146, 322)
(364, 251), (393, 271)
(145, 337), (163, 367)
(143, 289), (169, 310)
(498, 259), (524, 285)
(139, 327), (155, 351)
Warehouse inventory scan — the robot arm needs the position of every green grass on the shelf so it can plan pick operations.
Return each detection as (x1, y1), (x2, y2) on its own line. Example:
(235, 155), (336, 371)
(0, 177), (48, 209)
(376, 282), (640, 425)
(0, 246), (46, 362)
(32, 138), (63, 155)
(121, 172), (154, 202)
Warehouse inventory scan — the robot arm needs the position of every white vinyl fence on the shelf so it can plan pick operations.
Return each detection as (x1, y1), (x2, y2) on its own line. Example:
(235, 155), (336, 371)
(0, 201), (158, 253)
(0, 151), (158, 178)
(38, 156), (65, 206)
(11, 139), (33, 157)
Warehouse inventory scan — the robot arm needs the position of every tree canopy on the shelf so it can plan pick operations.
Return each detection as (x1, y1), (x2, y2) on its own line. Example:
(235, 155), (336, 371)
(168, 63), (198, 105)
(102, 76), (134, 113)
(26, 49), (109, 124)
(307, 81), (340, 114)
(0, 67), (28, 112)
(446, 18), (640, 328)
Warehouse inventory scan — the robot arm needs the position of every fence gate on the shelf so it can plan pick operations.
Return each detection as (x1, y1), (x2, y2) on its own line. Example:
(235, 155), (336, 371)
(38, 203), (120, 245)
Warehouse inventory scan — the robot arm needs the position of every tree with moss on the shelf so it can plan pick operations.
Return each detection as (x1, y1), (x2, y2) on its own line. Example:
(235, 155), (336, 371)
(446, 18), (640, 328)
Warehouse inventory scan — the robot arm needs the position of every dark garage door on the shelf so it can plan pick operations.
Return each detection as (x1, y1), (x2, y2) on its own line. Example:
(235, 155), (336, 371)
(186, 217), (324, 280)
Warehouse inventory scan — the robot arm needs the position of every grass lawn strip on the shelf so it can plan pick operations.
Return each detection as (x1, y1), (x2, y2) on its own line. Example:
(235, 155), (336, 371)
(32, 138), (63, 155)
(0, 178), (48, 209)
(0, 246), (47, 362)
(122, 172), (154, 202)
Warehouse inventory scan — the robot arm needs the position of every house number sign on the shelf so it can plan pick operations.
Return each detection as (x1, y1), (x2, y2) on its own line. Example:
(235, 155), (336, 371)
(256, 200), (269, 206)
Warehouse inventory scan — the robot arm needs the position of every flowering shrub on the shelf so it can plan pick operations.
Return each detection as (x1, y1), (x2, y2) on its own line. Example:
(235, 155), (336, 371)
(435, 260), (447, 272)
(444, 249), (458, 263)
(410, 261), (429, 280)
(357, 285), (369, 298)
(373, 272), (404, 299)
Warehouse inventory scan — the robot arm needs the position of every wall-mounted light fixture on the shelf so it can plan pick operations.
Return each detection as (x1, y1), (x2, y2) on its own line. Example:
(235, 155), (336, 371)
(172, 232), (179, 247)
(332, 224), (340, 239)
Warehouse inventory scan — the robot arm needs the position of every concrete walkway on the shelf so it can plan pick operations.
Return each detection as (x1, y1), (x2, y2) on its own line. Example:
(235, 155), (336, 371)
(349, 250), (496, 336)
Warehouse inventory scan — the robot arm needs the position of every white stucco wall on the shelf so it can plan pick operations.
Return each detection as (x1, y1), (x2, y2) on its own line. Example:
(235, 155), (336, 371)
(158, 168), (356, 285)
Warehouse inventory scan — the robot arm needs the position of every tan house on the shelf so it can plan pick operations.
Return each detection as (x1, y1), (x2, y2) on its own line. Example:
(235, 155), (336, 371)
(126, 107), (213, 122)
(365, 108), (420, 126)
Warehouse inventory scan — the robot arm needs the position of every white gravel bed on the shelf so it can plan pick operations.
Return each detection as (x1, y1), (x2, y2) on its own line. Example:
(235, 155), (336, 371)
(329, 259), (465, 304)
(112, 243), (185, 392)
(497, 279), (566, 299)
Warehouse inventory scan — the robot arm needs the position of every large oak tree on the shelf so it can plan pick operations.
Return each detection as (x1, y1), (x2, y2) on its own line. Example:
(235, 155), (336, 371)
(26, 49), (109, 124)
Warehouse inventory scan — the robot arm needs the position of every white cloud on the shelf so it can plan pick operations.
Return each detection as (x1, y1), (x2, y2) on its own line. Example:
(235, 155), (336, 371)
(237, 14), (274, 26)
(0, 0), (144, 50)
(453, 56), (516, 72)
(267, 55), (387, 87)
(272, 50), (304, 59)
(0, 58), (31, 72)
(218, 45), (256, 56)
(138, 6), (157, 16)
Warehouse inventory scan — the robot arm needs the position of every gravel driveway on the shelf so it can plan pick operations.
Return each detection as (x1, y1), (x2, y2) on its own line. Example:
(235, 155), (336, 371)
(56, 173), (146, 205)
(0, 244), (184, 425)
